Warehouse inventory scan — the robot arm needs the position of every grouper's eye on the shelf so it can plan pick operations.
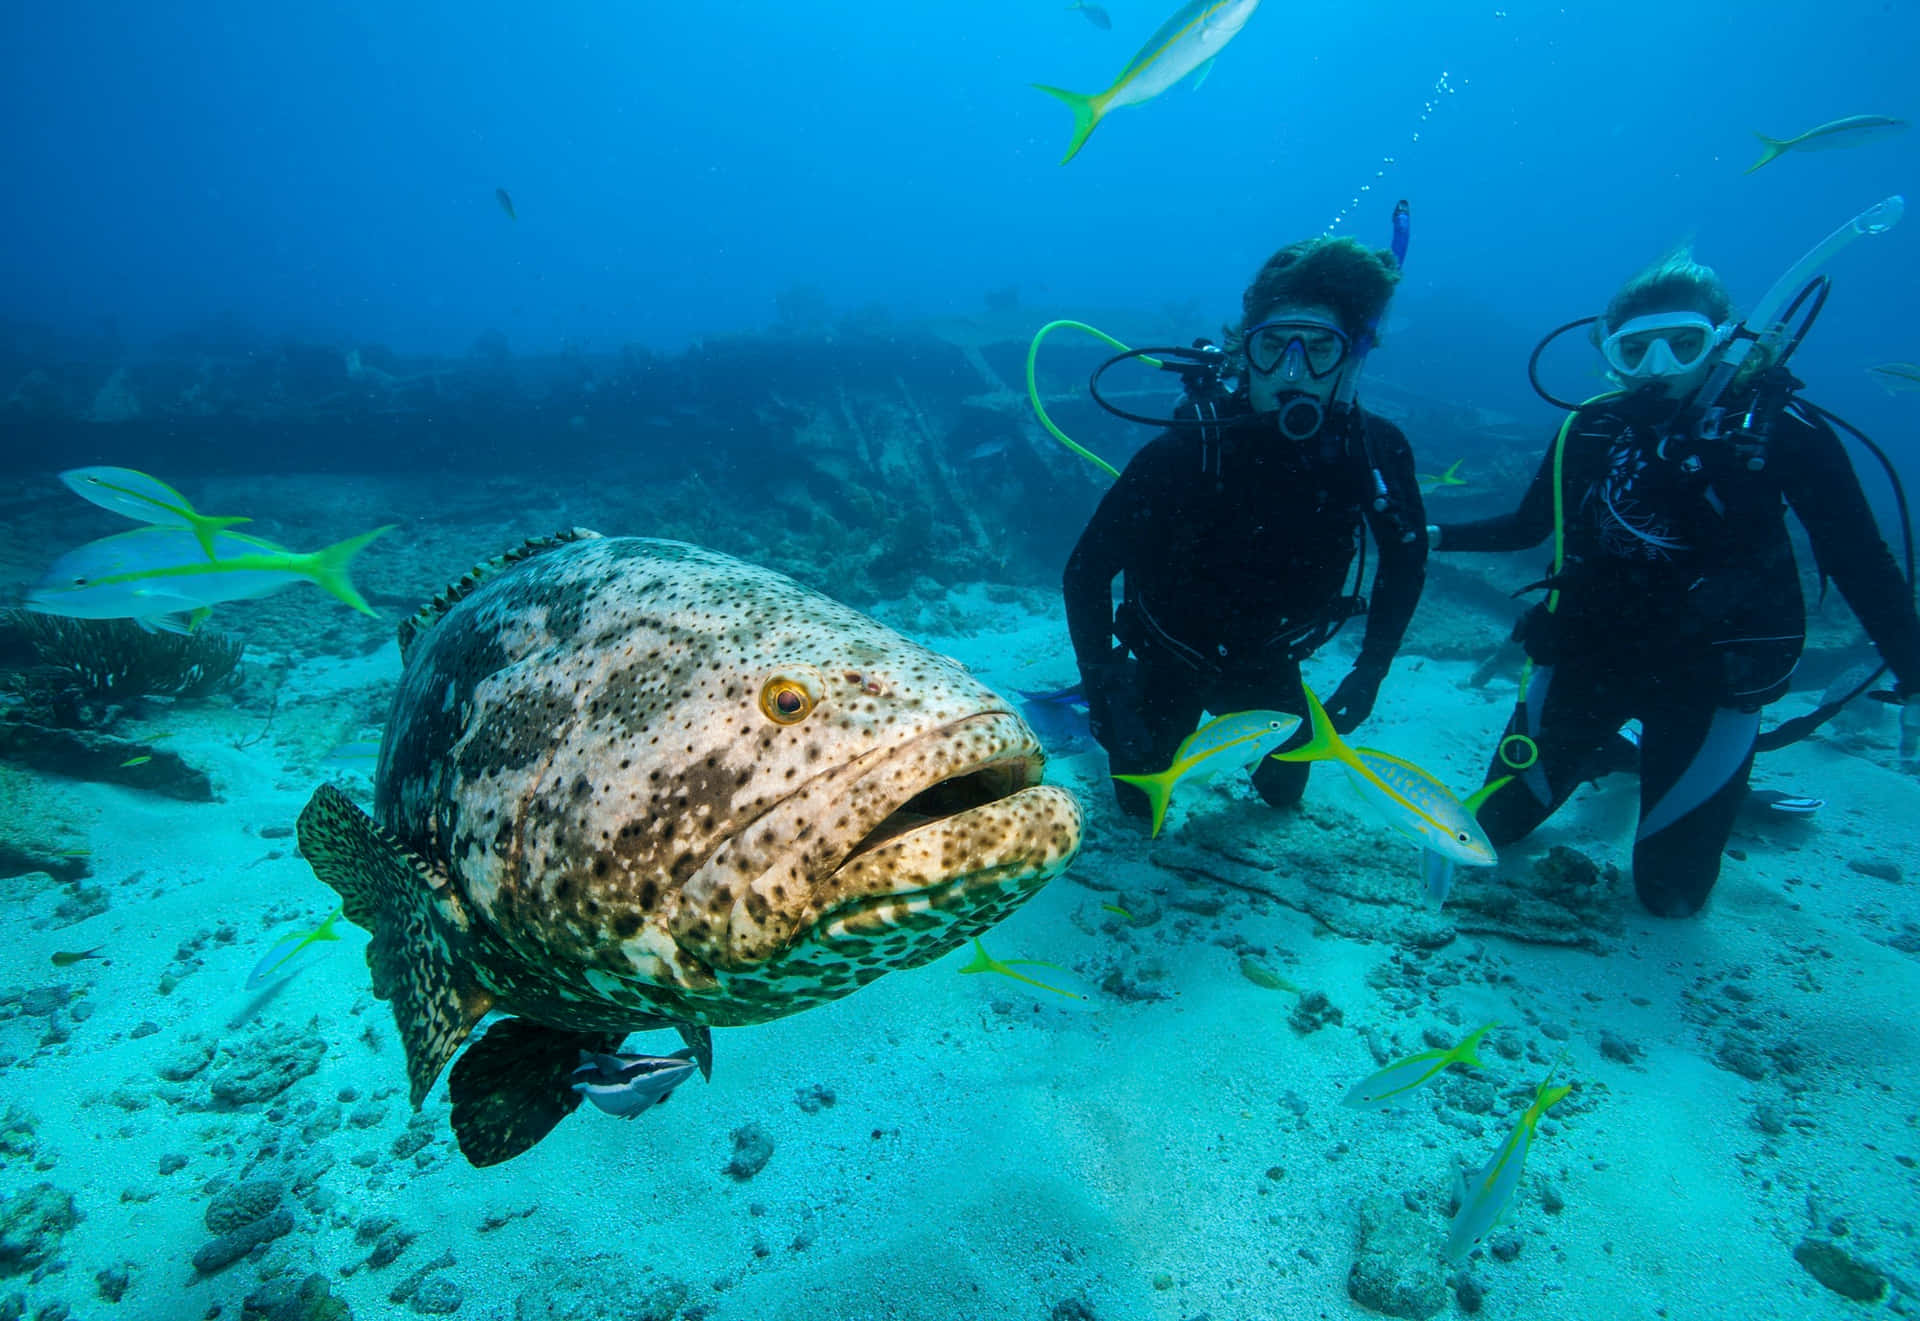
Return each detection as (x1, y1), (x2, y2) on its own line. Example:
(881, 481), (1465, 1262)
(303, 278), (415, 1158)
(759, 669), (822, 725)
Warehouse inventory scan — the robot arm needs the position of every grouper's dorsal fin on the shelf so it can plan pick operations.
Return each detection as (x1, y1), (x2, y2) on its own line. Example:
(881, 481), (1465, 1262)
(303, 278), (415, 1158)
(396, 528), (605, 662)
(295, 784), (494, 1107)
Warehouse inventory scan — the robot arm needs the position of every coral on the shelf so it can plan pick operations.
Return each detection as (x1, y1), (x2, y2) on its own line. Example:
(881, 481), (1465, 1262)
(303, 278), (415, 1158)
(241, 1273), (354, 1321)
(723, 1124), (774, 1181)
(2, 610), (243, 701)
(1794, 1238), (1887, 1303)
(208, 1027), (327, 1106)
(0, 1108), (35, 1160)
(0, 1183), (79, 1278)
(205, 1179), (286, 1235)
(0, 723), (214, 800)
(192, 1208), (292, 1275)
(1347, 1195), (1447, 1320)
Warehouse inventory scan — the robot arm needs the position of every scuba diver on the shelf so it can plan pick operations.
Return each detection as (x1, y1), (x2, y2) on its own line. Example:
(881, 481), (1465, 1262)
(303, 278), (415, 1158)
(1063, 232), (1428, 821)
(1430, 236), (1920, 918)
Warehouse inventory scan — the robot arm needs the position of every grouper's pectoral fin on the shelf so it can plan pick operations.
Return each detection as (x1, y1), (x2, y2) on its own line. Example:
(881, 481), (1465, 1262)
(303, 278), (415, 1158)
(448, 1017), (622, 1167)
(295, 784), (494, 1107)
(675, 1024), (714, 1081)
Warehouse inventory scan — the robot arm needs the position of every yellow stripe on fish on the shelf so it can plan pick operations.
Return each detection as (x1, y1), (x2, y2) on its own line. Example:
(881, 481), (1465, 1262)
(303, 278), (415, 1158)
(1272, 684), (1496, 876)
(1342, 1023), (1496, 1109)
(1113, 708), (1301, 837)
(1445, 1058), (1572, 1262)
(1032, 0), (1260, 163)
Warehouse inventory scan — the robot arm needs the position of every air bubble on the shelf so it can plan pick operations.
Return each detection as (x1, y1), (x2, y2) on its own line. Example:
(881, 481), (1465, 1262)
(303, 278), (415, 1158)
(1324, 69), (1458, 234)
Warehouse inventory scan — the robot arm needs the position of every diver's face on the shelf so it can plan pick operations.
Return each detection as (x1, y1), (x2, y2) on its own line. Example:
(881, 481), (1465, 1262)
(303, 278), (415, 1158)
(1245, 302), (1354, 418)
(1599, 307), (1723, 402)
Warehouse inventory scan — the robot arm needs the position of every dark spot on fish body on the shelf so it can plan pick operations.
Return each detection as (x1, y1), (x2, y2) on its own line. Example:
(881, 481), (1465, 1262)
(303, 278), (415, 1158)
(611, 910), (642, 939)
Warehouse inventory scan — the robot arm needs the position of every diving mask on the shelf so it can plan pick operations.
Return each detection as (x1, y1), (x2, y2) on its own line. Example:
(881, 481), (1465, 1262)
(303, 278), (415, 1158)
(1599, 311), (1735, 381)
(1246, 318), (1352, 382)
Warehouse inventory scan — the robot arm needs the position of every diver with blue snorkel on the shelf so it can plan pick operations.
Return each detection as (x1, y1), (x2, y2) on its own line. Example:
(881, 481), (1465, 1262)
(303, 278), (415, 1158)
(1060, 206), (1429, 821)
(1430, 198), (1920, 918)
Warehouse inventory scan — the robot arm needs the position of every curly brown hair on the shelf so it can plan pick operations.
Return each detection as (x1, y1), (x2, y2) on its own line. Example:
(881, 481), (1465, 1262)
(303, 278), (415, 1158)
(1227, 236), (1402, 361)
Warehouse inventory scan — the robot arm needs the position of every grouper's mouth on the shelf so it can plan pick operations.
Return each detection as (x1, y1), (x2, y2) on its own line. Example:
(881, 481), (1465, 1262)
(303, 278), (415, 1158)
(837, 753), (1041, 866)
(675, 711), (1084, 973)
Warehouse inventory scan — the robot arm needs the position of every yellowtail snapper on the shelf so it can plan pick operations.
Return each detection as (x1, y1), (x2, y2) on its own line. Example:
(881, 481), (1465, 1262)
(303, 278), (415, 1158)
(1446, 1057), (1572, 1262)
(1745, 115), (1908, 173)
(1112, 709), (1302, 837)
(1033, 0), (1260, 163)
(1342, 1023), (1497, 1109)
(28, 525), (390, 632)
(246, 909), (344, 991)
(59, 467), (250, 560)
(1273, 684), (1497, 902)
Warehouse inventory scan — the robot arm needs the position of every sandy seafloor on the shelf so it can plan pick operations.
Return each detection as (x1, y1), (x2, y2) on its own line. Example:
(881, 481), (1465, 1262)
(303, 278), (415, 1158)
(4, 490), (1920, 1321)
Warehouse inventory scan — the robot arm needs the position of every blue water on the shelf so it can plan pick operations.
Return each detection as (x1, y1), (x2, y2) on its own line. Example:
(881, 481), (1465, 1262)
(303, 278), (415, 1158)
(3, 2), (1919, 1318)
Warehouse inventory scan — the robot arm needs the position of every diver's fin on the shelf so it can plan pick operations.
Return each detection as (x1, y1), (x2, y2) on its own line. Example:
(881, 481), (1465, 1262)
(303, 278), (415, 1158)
(295, 784), (494, 1106)
(447, 1018), (621, 1167)
(675, 1024), (715, 1081)
(395, 527), (605, 662)
(1746, 788), (1824, 816)
(1744, 132), (1791, 174)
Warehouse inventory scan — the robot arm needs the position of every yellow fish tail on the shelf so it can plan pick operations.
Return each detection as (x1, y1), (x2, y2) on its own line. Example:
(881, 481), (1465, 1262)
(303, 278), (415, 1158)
(188, 514), (252, 561)
(1452, 1022), (1498, 1070)
(1272, 683), (1344, 765)
(1744, 132), (1791, 174)
(1111, 768), (1176, 837)
(1032, 84), (1106, 164)
(304, 525), (393, 616)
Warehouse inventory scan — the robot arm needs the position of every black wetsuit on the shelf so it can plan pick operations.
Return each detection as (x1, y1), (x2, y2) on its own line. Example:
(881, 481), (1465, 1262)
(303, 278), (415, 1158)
(1064, 398), (1428, 815)
(1440, 392), (1920, 916)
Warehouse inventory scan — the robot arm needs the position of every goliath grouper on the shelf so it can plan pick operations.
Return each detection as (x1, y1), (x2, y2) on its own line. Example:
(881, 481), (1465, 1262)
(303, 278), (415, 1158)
(297, 530), (1083, 1166)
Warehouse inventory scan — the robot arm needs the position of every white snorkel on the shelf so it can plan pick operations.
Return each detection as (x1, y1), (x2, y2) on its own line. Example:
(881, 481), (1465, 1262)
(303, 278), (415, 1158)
(1694, 195), (1905, 448)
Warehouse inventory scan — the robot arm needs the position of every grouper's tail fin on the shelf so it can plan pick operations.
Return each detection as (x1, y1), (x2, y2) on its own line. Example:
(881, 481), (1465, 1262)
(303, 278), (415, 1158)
(448, 1018), (621, 1167)
(295, 784), (494, 1106)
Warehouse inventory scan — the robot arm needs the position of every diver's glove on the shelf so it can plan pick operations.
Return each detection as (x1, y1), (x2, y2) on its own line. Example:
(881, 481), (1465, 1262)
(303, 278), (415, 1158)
(1426, 525), (1443, 551)
(1326, 662), (1388, 734)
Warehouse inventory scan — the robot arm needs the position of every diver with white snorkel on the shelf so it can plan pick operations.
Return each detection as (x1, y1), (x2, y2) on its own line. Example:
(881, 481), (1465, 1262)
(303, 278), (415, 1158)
(1429, 198), (1920, 918)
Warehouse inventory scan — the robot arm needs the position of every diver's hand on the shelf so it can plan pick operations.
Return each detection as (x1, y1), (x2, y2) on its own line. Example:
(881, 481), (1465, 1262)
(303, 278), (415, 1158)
(1426, 524), (1443, 552)
(1326, 665), (1385, 735)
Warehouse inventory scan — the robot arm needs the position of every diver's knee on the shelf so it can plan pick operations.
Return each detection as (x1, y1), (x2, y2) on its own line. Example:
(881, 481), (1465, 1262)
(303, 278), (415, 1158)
(1251, 758), (1307, 808)
(1634, 870), (1714, 918)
